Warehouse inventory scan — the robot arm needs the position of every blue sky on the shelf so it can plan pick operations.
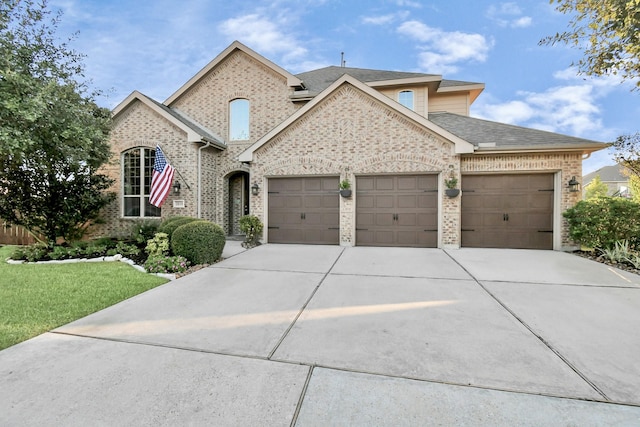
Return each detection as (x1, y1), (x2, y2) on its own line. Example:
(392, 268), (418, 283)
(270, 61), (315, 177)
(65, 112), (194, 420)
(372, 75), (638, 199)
(50, 0), (640, 174)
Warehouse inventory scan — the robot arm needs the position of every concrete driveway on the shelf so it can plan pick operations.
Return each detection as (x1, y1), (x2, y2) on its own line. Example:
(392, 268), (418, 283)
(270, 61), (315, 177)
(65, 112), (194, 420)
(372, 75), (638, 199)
(1, 244), (640, 426)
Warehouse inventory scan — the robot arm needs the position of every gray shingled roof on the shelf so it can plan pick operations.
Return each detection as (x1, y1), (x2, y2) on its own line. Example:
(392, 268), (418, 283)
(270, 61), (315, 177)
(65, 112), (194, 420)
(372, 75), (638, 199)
(147, 96), (226, 148)
(296, 66), (454, 94)
(428, 112), (608, 150)
(583, 165), (629, 183)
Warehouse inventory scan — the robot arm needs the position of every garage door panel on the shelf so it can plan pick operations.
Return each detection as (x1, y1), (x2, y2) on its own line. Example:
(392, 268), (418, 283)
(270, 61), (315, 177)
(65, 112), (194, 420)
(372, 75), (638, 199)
(530, 193), (554, 209)
(268, 177), (339, 244)
(397, 213), (416, 226)
(358, 195), (375, 209)
(375, 213), (394, 226)
(357, 177), (375, 191)
(356, 175), (438, 248)
(397, 176), (418, 190)
(461, 174), (554, 250)
(397, 195), (417, 208)
(418, 175), (438, 190)
(375, 195), (394, 208)
(375, 177), (395, 191)
(357, 213), (374, 227)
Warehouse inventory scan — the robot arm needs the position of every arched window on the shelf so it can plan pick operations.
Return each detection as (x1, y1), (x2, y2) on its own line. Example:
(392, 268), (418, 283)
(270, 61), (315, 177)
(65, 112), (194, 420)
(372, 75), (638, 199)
(398, 90), (414, 110)
(122, 147), (161, 217)
(229, 99), (250, 141)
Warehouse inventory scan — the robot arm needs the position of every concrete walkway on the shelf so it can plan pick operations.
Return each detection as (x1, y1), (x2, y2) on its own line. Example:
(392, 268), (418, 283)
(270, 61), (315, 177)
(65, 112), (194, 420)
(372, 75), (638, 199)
(1, 245), (640, 425)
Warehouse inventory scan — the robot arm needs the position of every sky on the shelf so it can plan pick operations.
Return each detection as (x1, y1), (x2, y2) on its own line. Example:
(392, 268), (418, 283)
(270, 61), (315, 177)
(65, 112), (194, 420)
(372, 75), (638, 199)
(49, 0), (640, 174)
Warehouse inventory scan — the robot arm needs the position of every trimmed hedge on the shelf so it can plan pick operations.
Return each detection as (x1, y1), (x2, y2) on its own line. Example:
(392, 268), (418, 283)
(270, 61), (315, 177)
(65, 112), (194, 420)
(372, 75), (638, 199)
(159, 217), (201, 239)
(171, 220), (226, 265)
(563, 198), (640, 250)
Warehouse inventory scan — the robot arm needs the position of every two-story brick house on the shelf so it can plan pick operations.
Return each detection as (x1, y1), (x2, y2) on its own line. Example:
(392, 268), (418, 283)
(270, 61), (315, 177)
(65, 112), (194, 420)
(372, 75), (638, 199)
(98, 41), (606, 250)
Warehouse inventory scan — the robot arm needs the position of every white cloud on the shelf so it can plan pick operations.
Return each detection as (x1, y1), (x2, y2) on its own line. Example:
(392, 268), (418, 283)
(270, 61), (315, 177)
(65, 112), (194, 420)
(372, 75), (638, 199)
(362, 11), (410, 25)
(473, 76), (616, 139)
(486, 3), (532, 28)
(398, 20), (492, 74)
(394, 0), (422, 7)
(219, 14), (307, 62)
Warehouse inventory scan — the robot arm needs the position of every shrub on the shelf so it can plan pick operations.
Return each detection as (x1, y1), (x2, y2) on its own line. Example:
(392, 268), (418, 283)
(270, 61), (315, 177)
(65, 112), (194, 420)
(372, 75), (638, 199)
(159, 217), (201, 240)
(114, 242), (141, 258)
(239, 215), (263, 248)
(11, 244), (49, 262)
(564, 198), (640, 250)
(131, 219), (161, 244)
(171, 220), (225, 265)
(145, 233), (170, 256)
(144, 255), (190, 274)
(158, 216), (192, 233)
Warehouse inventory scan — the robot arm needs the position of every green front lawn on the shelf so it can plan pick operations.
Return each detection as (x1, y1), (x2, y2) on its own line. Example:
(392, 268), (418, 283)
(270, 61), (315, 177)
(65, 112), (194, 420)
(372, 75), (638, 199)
(0, 246), (168, 350)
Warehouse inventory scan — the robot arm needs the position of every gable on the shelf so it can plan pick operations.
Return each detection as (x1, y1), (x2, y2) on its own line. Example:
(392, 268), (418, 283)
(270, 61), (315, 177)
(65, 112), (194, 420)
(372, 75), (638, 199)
(239, 75), (474, 162)
(165, 41), (303, 106)
(112, 91), (225, 148)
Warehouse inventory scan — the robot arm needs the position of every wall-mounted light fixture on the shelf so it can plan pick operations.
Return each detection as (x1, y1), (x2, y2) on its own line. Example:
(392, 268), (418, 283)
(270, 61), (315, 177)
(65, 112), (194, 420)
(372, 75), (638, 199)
(568, 176), (581, 193)
(251, 183), (260, 196)
(173, 181), (181, 195)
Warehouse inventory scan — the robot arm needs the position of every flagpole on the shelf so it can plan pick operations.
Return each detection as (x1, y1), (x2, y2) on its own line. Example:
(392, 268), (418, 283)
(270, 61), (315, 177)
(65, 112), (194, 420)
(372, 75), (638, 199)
(156, 144), (192, 190)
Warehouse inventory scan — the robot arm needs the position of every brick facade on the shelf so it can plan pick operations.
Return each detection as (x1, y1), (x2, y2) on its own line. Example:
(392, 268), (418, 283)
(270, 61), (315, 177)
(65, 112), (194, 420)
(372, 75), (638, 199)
(96, 41), (594, 250)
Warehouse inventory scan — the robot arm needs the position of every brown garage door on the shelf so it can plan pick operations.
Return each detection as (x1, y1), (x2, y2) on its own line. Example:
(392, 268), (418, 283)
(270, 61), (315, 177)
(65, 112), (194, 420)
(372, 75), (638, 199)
(461, 174), (554, 249)
(356, 175), (438, 247)
(268, 177), (339, 244)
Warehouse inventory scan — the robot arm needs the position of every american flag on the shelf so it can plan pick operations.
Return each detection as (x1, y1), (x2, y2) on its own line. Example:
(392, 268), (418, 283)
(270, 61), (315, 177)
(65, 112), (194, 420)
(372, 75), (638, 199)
(149, 145), (175, 207)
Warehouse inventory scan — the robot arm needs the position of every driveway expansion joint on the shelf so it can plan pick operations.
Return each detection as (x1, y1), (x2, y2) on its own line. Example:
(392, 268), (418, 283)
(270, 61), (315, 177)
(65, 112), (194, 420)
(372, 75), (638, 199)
(267, 247), (346, 360)
(443, 250), (612, 402)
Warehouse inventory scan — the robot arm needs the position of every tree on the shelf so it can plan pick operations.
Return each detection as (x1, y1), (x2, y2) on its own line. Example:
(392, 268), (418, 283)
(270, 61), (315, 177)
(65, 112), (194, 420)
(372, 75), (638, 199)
(629, 174), (640, 203)
(540, 0), (640, 90)
(584, 174), (609, 199)
(612, 132), (640, 176)
(0, 0), (114, 244)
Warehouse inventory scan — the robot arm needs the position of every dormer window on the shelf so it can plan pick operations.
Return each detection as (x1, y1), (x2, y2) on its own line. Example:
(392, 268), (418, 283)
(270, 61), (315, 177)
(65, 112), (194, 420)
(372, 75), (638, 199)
(398, 90), (414, 110)
(230, 98), (250, 141)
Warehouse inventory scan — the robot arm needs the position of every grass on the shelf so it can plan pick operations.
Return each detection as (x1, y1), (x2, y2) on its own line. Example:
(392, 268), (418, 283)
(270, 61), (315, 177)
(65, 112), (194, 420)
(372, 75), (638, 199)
(0, 245), (169, 350)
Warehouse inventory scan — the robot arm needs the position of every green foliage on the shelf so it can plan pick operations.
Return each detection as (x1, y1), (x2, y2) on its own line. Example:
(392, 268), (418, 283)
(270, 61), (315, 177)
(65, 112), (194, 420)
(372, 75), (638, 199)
(339, 179), (351, 190)
(159, 217), (200, 239)
(11, 244), (48, 262)
(612, 133), (640, 178)
(563, 198), (640, 249)
(0, 0), (114, 244)
(584, 174), (609, 199)
(630, 175), (640, 203)
(160, 216), (192, 228)
(171, 221), (226, 265)
(239, 215), (263, 248)
(114, 242), (140, 258)
(540, 0), (640, 90)
(145, 233), (170, 256)
(599, 240), (632, 263)
(144, 255), (190, 274)
(131, 219), (161, 244)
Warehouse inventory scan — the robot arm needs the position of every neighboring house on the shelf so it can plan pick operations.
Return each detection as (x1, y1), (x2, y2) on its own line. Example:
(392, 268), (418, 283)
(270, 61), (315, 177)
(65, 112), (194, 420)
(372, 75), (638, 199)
(583, 165), (632, 198)
(96, 41), (607, 251)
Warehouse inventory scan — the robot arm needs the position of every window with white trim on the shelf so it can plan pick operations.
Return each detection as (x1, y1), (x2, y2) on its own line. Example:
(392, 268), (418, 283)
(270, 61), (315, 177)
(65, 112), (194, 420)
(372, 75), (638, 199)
(398, 90), (414, 110)
(122, 147), (161, 217)
(229, 98), (250, 141)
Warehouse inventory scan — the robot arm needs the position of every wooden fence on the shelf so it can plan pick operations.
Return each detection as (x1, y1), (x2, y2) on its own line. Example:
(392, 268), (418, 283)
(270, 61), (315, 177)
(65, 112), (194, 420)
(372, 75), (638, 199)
(0, 221), (39, 245)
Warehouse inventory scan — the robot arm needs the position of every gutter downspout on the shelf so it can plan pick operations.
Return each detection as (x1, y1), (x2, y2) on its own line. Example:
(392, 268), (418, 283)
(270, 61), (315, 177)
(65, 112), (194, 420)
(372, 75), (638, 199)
(197, 141), (211, 218)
